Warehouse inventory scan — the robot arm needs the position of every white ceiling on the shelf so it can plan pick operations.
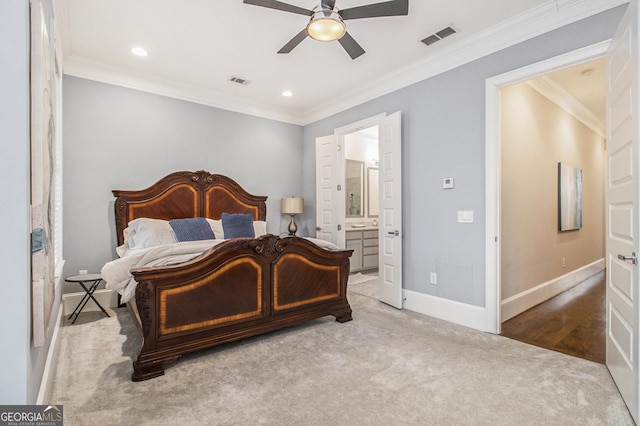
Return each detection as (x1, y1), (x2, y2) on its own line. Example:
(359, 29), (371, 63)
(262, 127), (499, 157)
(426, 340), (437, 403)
(56, 0), (622, 125)
(543, 58), (607, 127)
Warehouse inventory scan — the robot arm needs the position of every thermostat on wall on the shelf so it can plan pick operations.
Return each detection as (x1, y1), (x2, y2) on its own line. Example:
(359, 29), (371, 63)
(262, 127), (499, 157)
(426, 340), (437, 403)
(442, 177), (454, 189)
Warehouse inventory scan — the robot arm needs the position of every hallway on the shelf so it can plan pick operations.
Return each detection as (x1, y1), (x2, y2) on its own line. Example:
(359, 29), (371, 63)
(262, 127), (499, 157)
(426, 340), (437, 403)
(501, 271), (605, 364)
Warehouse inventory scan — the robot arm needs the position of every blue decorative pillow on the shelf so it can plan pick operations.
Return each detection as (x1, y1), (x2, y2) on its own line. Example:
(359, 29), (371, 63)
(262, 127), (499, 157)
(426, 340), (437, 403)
(221, 213), (255, 239)
(169, 218), (215, 242)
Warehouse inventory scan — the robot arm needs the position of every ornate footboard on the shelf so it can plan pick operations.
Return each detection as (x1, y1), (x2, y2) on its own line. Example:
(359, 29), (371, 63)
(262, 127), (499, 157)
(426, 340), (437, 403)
(129, 234), (352, 381)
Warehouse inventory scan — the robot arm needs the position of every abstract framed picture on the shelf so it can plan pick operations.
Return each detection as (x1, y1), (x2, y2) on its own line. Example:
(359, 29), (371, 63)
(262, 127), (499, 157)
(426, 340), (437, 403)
(30, 0), (57, 347)
(558, 162), (582, 232)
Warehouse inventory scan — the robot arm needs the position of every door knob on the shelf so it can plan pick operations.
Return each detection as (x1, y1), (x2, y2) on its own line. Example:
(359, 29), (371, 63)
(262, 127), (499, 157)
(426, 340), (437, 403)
(618, 253), (638, 265)
(388, 230), (399, 236)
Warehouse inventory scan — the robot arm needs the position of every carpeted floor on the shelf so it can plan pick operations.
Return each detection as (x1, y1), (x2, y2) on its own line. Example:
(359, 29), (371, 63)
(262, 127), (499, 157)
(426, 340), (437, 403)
(50, 284), (634, 425)
(348, 272), (379, 298)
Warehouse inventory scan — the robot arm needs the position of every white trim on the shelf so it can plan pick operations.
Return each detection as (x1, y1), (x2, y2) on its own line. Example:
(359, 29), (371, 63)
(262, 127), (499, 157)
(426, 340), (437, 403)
(62, 289), (117, 315)
(403, 289), (492, 332)
(526, 77), (606, 137)
(485, 40), (610, 334)
(36, 303), (62, 405)
(63, 56), (305, 125)
(501, 259), (605, 321)
(304, 0), (627, 124)
(334, 113), (386, 136)
(59, 0), (627, 126)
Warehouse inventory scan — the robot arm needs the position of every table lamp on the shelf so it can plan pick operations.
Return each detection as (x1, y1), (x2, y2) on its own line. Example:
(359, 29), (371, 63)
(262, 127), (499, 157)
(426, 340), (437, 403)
(281, 197), (304, 236)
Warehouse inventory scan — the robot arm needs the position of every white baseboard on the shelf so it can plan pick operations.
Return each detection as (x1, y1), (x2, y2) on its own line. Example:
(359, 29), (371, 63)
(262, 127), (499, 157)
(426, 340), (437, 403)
(403, 290), (491, 332)
(500, 258), (604, 322)
(62, 289), (118, 316)
(36, 303), (62, 405)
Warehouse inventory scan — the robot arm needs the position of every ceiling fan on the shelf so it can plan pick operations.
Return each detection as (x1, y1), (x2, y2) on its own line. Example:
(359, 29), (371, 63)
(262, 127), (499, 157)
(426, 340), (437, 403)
(243, 0), (409, 59)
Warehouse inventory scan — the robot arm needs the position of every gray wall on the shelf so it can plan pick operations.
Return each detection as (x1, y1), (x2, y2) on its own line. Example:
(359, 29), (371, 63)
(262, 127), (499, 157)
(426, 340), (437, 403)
(62, 77), (304, 279)
(301, 6), (626, 307)
(0, 0), (31, 404)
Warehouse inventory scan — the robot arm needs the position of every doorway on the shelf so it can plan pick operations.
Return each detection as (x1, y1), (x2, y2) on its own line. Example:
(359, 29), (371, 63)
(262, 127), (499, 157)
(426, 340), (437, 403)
(344, 125), (380, 275)
(484, 41), (609, 335)
(497, 58), (606, 362)
(315, 112), (403, 308)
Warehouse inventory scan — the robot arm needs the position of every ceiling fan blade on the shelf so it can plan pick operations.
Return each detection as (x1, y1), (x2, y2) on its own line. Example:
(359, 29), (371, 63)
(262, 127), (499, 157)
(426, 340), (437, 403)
(339, 0), (408, 20)
(338, 32), (365, 59)
(243, 0), (312, 16)
(277, 29), (308, 54)
(321, 0), (337, 10)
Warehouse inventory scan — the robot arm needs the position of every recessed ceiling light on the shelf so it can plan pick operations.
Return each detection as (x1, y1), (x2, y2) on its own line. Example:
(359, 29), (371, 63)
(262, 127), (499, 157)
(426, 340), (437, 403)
(131, 47), (148, 57)
(282, 90), (293, 97)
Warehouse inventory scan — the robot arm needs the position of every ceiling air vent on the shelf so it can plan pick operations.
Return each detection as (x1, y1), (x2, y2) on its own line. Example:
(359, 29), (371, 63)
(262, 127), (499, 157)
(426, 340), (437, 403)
(229, 76), (251, 86)
(421, 26), (457, 46)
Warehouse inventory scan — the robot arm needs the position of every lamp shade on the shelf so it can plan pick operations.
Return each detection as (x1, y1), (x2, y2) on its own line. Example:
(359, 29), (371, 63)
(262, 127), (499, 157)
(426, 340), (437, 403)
(281, 197), (304, 215)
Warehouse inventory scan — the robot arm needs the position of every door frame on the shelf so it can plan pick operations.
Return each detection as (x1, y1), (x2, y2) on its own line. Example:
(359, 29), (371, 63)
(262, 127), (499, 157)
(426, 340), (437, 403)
(484, 40), (610, 334)
(334, 113), (387, 248)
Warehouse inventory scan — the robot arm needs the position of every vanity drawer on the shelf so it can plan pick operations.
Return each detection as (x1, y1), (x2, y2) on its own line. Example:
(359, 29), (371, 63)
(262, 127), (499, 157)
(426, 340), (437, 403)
(346, 230), (363, 240)
(363, 230), (378, 239)
(363, 238), (377, 247)
(363, 254), (378, 269)
(363, 246), (378, 255)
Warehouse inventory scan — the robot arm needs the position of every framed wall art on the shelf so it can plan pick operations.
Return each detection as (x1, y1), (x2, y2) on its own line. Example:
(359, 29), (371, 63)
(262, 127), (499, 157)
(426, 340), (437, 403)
(558, 162), (582, 232)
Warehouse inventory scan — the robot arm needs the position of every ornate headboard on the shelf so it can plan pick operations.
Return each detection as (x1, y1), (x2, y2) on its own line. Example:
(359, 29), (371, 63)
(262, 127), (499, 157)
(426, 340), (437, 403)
(113, 170), (267, 246)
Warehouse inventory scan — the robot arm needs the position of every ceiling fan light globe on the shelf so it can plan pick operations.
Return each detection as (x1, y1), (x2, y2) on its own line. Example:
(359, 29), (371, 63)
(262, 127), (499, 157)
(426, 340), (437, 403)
(306, 11), (345, 41)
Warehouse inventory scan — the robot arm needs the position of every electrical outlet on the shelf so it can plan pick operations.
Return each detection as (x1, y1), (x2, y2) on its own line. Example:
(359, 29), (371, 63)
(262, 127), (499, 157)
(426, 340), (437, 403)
(79, 269), (88, 275)
(430, 272), (437, 285)
(562, 258), (566, 268)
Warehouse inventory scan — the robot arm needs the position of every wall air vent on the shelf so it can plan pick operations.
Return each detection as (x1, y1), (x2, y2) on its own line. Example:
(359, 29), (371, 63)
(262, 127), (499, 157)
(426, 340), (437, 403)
(229, 76), (251, 86)
(421, 26), (457, 46)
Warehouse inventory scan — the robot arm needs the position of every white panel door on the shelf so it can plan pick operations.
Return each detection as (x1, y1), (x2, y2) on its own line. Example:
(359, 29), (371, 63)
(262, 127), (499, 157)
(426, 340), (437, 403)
(607, 1), (639, 422)
(377, 111), (403, 308)
(316, 135), (340, 245)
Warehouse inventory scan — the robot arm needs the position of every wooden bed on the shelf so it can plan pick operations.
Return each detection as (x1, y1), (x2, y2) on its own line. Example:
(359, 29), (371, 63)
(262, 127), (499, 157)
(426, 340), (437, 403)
(112, 170), (353, 381)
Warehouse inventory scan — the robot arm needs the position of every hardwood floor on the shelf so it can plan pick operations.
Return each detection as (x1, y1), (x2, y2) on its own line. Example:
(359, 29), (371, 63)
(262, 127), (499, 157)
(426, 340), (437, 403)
(501, 271), (606, 364)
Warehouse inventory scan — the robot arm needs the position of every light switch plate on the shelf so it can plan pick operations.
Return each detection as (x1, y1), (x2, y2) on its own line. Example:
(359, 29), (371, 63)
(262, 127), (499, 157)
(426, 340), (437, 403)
(457, 210), (474, 223)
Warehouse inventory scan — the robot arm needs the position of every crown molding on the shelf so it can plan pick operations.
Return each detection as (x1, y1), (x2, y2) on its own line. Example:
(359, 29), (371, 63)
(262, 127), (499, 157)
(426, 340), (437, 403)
(63, 55), (305, 125)
(60, 0), (628, 126)
(526, 76), (606, 138)
(301, 0), (627, 124)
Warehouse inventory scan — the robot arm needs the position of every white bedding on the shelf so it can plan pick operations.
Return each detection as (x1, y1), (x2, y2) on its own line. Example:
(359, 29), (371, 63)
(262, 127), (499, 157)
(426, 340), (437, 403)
(102, 236), (340, 303)
(103, 239), (224, 303)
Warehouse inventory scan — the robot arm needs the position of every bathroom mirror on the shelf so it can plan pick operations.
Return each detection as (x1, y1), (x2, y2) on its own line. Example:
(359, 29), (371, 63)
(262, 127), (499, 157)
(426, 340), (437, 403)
(345, 160), (364, 217)
(368, 167), (379, 217)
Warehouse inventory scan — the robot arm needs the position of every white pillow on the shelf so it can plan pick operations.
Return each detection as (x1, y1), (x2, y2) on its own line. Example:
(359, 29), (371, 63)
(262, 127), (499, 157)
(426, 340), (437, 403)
(125, 218), (177, 249)
(206, 219), (225, 239)
(253, 220), (267, 237)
